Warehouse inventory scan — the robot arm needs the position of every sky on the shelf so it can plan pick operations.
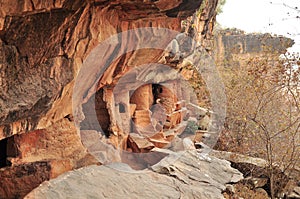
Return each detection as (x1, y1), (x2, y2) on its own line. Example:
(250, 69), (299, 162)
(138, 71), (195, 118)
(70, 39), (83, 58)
(217, 0), (300, 53)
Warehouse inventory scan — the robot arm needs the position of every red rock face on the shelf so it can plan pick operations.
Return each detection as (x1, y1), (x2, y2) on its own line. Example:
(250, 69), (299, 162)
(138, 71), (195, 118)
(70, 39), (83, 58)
(0, 162), (51, 198)
(0, 160), (74, 198)
(0, 0), (218, 198)
(0, 118), (98, 198)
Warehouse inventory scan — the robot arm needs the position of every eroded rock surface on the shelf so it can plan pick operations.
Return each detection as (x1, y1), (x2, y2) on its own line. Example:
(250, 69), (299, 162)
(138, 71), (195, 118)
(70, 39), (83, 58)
(0, 0), (220, 197)
(25, 150), (243, 199)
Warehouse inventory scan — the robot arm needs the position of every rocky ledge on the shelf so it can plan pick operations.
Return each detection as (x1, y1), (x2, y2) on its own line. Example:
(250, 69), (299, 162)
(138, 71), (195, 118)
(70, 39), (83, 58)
(0, 0), (221, 198)
(25, 150), (243, 199)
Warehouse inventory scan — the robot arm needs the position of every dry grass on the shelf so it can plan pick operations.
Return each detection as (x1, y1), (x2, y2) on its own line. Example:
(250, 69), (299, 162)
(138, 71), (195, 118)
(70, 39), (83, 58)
(223, 183), (270, 199)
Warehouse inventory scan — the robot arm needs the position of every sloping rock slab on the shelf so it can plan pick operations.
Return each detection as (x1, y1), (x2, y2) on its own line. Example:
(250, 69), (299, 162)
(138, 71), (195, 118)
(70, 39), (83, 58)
(152, 151), (243, 195)
(25, 150), (243, 199)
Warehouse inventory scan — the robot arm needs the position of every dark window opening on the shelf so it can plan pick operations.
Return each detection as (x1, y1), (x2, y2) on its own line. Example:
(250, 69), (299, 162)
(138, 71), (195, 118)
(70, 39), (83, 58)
(119, 103), (126, 113)
(0, 138), (7, 168)
(0, 137), (16, 168)
(153, 84), (163, 94)
(152, 84), (160, 103)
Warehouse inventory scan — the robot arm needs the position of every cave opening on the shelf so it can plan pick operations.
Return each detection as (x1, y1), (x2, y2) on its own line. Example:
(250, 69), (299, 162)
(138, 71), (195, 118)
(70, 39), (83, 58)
(0, 136), (17, 168)
(0, 138), (7, 168)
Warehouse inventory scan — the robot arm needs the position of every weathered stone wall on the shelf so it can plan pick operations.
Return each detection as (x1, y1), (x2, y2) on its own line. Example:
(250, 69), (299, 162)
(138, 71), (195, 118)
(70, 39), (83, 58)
(0, 0), (219, 198)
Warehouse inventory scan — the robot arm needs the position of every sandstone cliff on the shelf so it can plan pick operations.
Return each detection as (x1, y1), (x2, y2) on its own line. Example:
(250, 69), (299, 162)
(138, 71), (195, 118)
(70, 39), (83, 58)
(0, 0), (220, 198)
(214, 28), (295, 65)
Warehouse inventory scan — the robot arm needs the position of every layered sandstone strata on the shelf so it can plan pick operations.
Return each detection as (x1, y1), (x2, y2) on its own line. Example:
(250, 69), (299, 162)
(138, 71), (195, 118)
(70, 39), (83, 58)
(0, 0), (218, 197)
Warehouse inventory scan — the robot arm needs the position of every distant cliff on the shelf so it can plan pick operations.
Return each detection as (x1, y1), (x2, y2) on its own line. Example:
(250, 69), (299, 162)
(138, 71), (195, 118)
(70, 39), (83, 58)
(214, 28), (295, 65)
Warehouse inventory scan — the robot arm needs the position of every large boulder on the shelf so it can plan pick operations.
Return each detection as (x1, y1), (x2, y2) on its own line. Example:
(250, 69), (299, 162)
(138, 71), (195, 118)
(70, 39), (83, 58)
(25, 150), (243, 199)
